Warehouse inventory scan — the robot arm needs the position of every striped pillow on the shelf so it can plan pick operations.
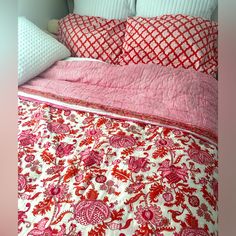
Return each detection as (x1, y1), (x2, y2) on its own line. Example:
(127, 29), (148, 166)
(74, 0), (136, 19)
(136, 0), (218, 20)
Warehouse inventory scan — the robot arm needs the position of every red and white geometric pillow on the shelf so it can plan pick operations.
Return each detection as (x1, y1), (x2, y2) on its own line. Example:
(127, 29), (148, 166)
(58, 14), (126, 64)
(118, 15), (218, 77)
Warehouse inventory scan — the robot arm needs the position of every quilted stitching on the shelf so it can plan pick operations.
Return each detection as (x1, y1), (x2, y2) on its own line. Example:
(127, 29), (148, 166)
(119, 15), (218, 77)
(58, 14), (126, 64)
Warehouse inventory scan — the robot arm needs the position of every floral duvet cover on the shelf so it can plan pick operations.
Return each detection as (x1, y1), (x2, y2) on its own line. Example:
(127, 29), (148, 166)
(18, 61), (218, 236)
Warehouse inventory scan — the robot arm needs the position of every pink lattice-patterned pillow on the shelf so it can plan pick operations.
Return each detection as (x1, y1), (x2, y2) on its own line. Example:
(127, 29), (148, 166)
(118, 15), (218, 77)
(58, 14), (126, 64)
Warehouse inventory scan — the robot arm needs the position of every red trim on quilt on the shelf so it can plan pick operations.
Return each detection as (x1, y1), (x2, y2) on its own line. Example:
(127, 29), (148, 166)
(18, 87), (218, 144)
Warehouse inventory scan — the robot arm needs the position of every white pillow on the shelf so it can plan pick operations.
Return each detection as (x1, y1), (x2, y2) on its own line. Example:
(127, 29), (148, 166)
(136, 0), (218, 20)
(73, 0), (136, 19)
(18, 17), (70, 85)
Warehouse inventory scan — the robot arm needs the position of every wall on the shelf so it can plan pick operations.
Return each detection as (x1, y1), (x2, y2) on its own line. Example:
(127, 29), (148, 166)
(18, 0), (69, 29)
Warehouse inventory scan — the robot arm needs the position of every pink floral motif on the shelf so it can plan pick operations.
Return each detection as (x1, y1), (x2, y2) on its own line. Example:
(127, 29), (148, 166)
(95, 175), (107, 184)
(188, 148), (214, 165)
(18, 98), (218, 235)
(27, 218), (65, 236)
(74, 200), (110, 225)
(162, 192), (174, 202)
(86, 128), (102, 140)
(135, 205), (164, 226)
(156, 138), (175, 149)
(18, 175), (27, 191)
(109, 133), (136, 148)
(158, 160), (188, 184)
(180, 227), (210, 236)
(18, 130), (37, 146)
(188, 195), (200, 207)
(100, 180), (118, 194)
(25, 155), (35, 163)
(127, 156), (150, 173)
(56, 142), (74, 158)
(45, 183), (69, 199)
(80, 148), (103, 167)
(47, 122), (70, 134)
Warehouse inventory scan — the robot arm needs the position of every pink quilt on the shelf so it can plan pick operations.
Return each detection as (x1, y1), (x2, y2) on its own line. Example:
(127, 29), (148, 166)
(18, 61), (218, 236)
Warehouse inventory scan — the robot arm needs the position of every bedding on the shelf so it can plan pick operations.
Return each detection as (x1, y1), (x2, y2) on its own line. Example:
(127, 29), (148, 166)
(18, 17), (70, 85)
(119, 15), (218, 77)
(18, 60), (218, 235)
(136, 0), (218, 20)
(73, 0), (136, 19)
(58, 14), (126, 64)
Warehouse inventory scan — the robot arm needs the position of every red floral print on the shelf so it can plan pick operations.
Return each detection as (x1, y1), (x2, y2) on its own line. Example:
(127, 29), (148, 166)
(55, 142), (74, 158)
(109, 133), (136, 148)
(188, 148), (214, 165)
(180, 227), (210, 236)
(158, 160), (188, 184)
(18, 98), (218, 235)
(80, 148), (103, 167)
(47, 122), (70, 134)
(74, 200), (110, 225)
(127, 156), (150, 173)
(18, 130), (37, 146)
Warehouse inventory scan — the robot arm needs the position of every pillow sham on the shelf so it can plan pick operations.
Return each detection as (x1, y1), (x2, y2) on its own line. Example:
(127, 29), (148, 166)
(58, 14), (126, 64)
(136, 0), (218, 20)
(118, 15), (218, 77)
(74, 0), (136, 19)
(18, 17), (70, 86)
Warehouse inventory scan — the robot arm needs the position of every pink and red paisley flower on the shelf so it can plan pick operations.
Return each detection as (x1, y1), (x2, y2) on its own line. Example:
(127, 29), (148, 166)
(18, 174), (27, 191)
(47, 122), (70, 134)
(18, 130), (37, 146)
(180, 227), (210, 236)
(127, 156), (150, 173)
(56, 142), (74, 158)
(156, 138), (175, 149)
(158, 160), (188, 184)
(27, 218), (66, 236)
(187, 148), (214, 165)
(45, 183), (69, 199)
(135, 205), (164, 226)
(85, 128), (103, 140)
(162, 192), (174, 202)
(109, 133), (136, 148)
(80, 148), (104, 167)
(74, 200), (110, 225)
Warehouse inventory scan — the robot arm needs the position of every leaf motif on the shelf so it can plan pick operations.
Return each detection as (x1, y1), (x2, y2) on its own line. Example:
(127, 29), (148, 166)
(51, 211), (71, 225)
(111, 208), (125, 221)
(25, 184), (37, 193)
(125, 193), (143, 205)
(88, 223), (107, 236)
(32, 198), (53, 216)
(149, 183), (164, 202)
(79, 137), (93, 147)
(186, 214), (199, 228)
(41, 150), (55, 164)
(112, 166), (130, 182)
(121, 147), (134, 156)
(174, 154), (185, 165)
(87, 189), (99, 200)
(64, 166), (78, 182)
(152, 147), (168, 159)
(96, 118), (107, 128)
(165, 192), (184, 207)
(202, 186), (217, 209)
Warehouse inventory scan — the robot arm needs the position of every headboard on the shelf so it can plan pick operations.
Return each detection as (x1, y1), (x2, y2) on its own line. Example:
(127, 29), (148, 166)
(66, 0), (218, 21)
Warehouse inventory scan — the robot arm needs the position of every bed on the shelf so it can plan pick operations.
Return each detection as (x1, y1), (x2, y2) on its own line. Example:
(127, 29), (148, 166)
(18, 1), (218, 235)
